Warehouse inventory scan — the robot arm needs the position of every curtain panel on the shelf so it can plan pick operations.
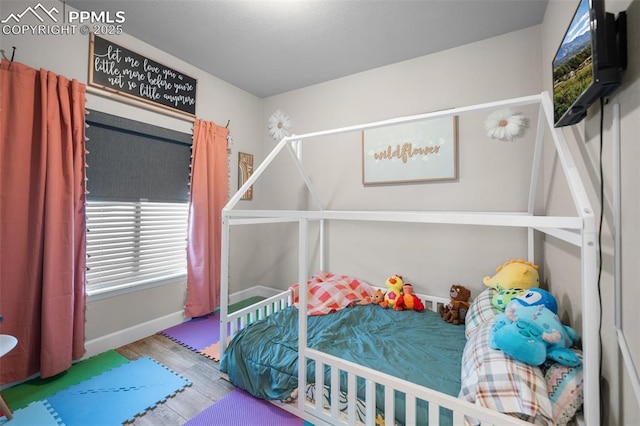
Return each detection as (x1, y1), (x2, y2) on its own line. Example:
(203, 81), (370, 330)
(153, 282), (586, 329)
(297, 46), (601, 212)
(0, 60), (87, 382)
(185, 120), (228, 318)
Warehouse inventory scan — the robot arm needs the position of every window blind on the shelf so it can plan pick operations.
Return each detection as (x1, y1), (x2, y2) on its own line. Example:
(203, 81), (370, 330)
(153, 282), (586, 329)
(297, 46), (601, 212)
(84, 111), (192, 295)
(86, 201), (188, 294)
(85, 110), (192, 202)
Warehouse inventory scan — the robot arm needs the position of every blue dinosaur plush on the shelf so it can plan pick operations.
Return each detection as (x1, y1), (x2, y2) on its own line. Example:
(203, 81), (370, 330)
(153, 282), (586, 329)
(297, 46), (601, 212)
(511, 288), (559, 314)
(489, 298), (581, 367)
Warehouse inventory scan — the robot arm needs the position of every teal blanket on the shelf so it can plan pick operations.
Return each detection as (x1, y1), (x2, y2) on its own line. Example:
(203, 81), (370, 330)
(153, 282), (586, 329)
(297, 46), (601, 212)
(220, 305), (466, 424)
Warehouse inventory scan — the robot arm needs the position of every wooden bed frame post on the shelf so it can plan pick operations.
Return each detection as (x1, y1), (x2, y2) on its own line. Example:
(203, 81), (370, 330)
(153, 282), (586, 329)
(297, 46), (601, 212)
(298, 218), (309, 415)
(319, 219), (326, 272)
(582, 220), (600, 426)
(541, 91), (600, 426)
(220, 213), (230, 355)
(527, 102), (547, 264)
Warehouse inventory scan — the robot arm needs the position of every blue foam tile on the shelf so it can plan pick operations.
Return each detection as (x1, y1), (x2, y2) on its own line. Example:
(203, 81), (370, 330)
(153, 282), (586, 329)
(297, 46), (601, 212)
(46, 357), (190, 425)
(0, 399), (64, 426)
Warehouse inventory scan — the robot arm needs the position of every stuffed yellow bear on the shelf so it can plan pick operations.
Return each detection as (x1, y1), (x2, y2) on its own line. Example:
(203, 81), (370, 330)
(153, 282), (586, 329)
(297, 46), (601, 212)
(483, 259), (539, 290)
(379, 275), (403, 309)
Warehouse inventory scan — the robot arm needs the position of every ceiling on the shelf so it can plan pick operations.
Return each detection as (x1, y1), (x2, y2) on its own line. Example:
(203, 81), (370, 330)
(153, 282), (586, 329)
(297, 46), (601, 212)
(66, 0), (549, 98)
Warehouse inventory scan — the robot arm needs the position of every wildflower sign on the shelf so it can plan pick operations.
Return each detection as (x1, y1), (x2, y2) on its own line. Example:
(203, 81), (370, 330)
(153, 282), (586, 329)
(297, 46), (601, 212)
(89, 35), (197, 116)
(362, 116), (458, 185)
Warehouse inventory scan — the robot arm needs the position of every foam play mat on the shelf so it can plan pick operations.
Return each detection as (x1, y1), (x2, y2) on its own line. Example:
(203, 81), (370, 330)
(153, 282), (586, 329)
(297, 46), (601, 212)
(158, 296), (264, 355)
(199, 337), (231, 362)
(159, 313), (221, 351)
(184, 388), (304, 426)
(1, 349), (130, 411)
(6, 357), (191, 425)
(0, 400), (61, 426)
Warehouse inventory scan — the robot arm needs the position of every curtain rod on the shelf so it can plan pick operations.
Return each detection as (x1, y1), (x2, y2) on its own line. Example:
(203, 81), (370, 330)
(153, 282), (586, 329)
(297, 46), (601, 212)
(0, 46), (16, 61)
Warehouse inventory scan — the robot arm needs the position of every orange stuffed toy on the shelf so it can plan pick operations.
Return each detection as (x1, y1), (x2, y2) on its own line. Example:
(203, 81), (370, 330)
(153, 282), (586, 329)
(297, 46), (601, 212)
(369, 289), (386, 305)
(394, 283), (425, 311)
(438, 284), (471, 325)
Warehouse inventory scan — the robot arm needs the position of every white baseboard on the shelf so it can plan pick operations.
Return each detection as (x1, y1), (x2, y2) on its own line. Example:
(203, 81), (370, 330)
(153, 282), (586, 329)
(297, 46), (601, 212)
(83, 285), (282, 359)
(229, 285), (283, 304)
(83, 310), (185, 359)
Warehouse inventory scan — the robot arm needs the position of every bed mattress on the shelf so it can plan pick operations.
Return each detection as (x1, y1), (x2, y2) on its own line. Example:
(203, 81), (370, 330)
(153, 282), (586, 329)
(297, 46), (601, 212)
(220, 304), (466, 423)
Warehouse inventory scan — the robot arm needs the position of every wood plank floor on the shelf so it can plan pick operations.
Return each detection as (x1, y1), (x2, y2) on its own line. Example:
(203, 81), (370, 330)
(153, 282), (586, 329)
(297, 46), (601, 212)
(116, 333), (236, 425)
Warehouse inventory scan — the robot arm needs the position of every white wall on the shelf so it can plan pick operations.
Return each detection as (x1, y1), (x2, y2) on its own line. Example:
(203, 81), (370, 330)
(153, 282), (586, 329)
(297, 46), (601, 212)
(1, 0), (263, 351)
(541, 0), (640, 424)
(253, 26), (543, 298)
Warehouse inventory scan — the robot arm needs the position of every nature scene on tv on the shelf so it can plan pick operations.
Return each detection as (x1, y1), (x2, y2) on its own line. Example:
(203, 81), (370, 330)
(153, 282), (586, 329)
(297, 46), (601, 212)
(553, 0), (593, 122)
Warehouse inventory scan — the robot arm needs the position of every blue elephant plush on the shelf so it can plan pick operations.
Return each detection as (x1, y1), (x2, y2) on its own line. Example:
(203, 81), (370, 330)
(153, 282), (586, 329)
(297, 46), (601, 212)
(489, 295), (581, 367)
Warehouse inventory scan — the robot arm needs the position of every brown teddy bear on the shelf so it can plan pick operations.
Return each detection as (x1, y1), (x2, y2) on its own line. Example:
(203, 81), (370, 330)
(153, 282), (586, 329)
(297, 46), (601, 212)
(439, 284), (471, 325)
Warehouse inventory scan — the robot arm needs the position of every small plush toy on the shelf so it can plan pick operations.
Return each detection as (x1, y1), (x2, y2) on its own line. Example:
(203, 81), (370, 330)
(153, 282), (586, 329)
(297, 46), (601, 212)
(394, 283), (425, 311)
(439, 284), (471, 325)
(379, 275), (404, 309)
(483, 259), (540, 290)
(490, 296), (581, 367)
(512, 287), (558, 314)
(491, 286), (525, 311)
(369, 289), (386, 305)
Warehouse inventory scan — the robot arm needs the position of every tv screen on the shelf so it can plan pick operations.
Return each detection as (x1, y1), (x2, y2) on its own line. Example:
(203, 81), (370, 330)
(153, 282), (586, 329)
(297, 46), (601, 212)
(552, 0), (624, 127)
(553, 0), (594, 126)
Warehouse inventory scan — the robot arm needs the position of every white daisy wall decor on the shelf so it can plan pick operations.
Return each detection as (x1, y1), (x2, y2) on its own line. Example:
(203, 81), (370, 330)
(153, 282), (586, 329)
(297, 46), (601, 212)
(268, 110), (292, 142)
(484, 108), (528, 141)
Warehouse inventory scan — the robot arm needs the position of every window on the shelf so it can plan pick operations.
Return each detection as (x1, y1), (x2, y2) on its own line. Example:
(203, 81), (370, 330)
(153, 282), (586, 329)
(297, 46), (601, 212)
(85, 201), (188, 295)
(85, 110), (192, 297)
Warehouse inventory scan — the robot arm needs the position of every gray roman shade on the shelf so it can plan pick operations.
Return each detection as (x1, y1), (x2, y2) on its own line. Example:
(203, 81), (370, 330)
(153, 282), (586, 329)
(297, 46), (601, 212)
(85, 110), (192, 202)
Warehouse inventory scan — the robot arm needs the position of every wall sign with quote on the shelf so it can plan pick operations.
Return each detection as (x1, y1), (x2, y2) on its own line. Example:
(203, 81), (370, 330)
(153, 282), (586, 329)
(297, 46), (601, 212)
(238, 152), (254, 200)
(89, 35), (197, 116)
(362, 116), (458, 185)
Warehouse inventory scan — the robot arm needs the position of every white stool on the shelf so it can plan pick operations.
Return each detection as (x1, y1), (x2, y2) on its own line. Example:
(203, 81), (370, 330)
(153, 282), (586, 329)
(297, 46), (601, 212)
(0, 334), (18, 421)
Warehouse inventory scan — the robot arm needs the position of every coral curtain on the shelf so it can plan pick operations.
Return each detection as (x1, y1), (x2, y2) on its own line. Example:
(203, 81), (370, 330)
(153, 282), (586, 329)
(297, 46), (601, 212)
(0, 60), (87, 383)
(185, 119), (229, 318)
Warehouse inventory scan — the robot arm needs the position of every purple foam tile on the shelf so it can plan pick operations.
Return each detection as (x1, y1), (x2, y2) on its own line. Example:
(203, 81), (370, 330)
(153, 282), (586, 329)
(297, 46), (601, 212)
(184, 388), (303, 426)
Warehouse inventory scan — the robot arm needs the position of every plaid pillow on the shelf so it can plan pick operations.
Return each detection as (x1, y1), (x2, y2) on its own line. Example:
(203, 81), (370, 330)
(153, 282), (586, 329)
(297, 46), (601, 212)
(459, 320), (554, 425)
(465, 288), (501, 339)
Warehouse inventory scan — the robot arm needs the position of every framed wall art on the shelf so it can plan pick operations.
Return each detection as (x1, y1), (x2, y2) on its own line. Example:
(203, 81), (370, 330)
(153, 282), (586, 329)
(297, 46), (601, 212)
(238, 152), (254, 200)
(362, 116), (458, 185)
(89, 35), (197, 116)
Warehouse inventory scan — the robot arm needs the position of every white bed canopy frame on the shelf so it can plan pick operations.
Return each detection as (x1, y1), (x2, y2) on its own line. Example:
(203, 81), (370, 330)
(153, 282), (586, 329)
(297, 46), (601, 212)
(220, 91), (600, 425)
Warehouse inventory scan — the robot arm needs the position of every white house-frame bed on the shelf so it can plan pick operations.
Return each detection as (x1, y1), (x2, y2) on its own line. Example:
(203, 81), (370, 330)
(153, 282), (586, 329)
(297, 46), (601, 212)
(219, 92), (599, 425)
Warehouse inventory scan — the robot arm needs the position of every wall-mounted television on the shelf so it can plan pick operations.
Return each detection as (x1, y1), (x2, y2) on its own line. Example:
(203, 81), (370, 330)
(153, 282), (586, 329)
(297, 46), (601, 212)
(552, 0), (627, 127)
